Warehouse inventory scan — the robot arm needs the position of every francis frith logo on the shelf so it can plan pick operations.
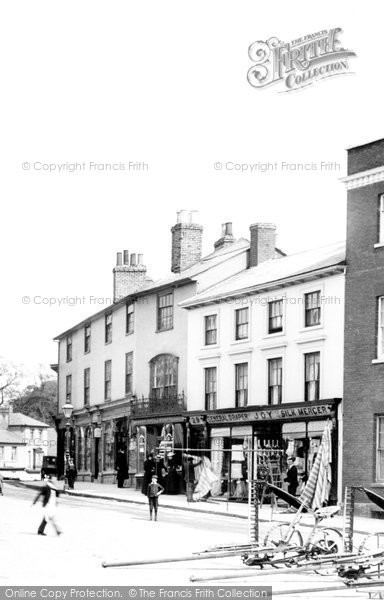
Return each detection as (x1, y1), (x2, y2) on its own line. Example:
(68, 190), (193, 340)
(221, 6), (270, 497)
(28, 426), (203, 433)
(247, 28), (356, 92)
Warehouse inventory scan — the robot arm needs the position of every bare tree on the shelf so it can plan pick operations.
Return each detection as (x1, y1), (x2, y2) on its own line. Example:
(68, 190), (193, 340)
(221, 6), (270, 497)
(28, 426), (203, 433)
(0, 359), (22, 406)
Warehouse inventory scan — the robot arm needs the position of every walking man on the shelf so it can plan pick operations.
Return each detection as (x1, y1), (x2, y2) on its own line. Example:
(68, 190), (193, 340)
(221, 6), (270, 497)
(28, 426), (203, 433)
(66, 458), (77, 490)
(116, 448), (128, 489)
(32, 476), (62, 536)
(284, 456), (299, 496)
(147, 474), (164, 521)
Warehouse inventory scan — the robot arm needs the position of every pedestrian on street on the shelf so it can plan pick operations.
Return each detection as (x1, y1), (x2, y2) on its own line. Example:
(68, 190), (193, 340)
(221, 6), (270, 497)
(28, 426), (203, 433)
(147, 474), (164, 521)
(32, 476), (62, 536)
(284, 456), (299, 496)
(141, 451), (156, 495)
(116, 448), (128, 489)
(66, 458), (77, 490)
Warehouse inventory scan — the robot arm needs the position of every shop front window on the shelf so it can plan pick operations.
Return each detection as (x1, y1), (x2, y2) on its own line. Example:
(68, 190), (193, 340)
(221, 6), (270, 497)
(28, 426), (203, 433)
(150, 354), (178, 399)
(210, 426), (253, 501)
(84, 427), (92, 471)
(77, 428), (84, 471)
(104, 423), (115, 471)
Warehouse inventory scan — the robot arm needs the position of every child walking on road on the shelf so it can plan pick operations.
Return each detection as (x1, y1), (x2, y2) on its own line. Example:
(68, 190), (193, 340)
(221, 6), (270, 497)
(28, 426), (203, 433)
(147, 474), (164, 521)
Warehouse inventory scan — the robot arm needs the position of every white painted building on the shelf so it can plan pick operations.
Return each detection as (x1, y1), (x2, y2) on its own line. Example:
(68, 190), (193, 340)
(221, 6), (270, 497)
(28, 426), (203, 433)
(54, 214), (266, 485)
(0, 405), (56, 479)
(180, 241), (345, 503)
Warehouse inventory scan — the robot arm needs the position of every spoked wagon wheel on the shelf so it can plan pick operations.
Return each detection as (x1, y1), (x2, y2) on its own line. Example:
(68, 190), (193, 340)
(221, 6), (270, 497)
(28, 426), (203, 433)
(358, 531), (384, 556)
(311, 527), (343, 555)
(263, 524), (303, 566)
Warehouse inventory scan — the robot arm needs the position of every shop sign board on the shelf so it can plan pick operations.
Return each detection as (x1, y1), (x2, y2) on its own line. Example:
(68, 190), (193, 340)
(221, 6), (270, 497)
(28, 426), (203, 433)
(189, 403), (333, 426)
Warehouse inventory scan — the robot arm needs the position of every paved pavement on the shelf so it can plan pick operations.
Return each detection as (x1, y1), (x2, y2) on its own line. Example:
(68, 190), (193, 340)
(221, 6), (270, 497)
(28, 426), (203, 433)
(11, 479), (384, 536)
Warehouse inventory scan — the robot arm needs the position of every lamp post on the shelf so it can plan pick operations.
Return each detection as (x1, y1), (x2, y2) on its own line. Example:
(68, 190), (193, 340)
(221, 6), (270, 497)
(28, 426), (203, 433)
(62, 401), (74, 490)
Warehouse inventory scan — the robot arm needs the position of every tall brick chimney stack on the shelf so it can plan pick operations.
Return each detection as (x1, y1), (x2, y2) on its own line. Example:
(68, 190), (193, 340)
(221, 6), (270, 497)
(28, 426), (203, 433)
(171, 210), (203, 273)
(214, 222), (235, 251)
(249, 223), (277, 267)
(113, 250), (147, 302)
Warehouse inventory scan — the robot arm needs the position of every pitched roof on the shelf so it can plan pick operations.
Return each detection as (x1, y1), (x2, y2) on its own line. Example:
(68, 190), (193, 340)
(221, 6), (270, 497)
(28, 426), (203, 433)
(180, 241), (346, 308)
(0, 430), (25, 444)
(8, 413), (50, 428)
(54, 238), (250, 339)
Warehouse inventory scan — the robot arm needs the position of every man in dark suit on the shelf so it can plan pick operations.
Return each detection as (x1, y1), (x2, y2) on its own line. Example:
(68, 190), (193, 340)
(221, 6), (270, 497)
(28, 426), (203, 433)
(284, 457), (299, 496)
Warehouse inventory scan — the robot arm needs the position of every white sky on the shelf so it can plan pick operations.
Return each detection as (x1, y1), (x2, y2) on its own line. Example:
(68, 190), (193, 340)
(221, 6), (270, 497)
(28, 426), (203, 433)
(1, 0), (383, 373)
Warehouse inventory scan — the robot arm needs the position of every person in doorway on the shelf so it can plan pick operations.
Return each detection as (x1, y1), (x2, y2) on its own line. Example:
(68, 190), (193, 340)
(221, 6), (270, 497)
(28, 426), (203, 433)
(284, 456), (299, 496)
(141, 452), (156, 495)
(147, 474), (164, 521)
(116, 448), (128, 488)
(32, 476), (62, 536)
(66, 458), (77, 490)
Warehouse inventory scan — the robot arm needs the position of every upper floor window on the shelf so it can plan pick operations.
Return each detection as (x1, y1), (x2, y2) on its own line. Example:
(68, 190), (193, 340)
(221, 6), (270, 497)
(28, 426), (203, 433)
(304, 352), (320, 401)
(376, 416), (384, 482)
(205, 367), (217, 410)
(379, 195), (384, 244)
(0, 446), (4, 461)
(105, 313), (112, 344)
(268, 358), (282, 405)
(205, 315), (217, 345)
(305, 291), (321, 327)
(157, 292), (173, 331)
(378, 297), (384, 359)
(84, 324), (91, 353)
(66, 374), (72, 402)
(66, 335), (72, 362)
(104, 360), (112, 401)
(126, 303), (134, 335)
(150, 354), (178, 399)
(11, 446), (17, 461)
(235, 363), (248, 408)
(268, 300), (283, 334)
(125, 352), (133, 395)
(84, 368), (90, 406)
(235, 308), (249, 340)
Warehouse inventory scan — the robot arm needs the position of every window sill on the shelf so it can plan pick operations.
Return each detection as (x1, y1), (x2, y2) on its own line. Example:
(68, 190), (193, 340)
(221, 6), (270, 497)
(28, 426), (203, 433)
(262, 332), (285, 340)
(259, 342), (288, 351)
(201, 344), (219, 351)
(296, 335), (326, 345)
(374, 243), (384, 249)
(126, 331), (134, 336)
(105, 340), (112, 346)
(84, 350), (90, 355)
(156, 327), (174, 333)
(372, 358), (384, 364)
(230, 339), (250, 346)
(298, 325), (323, 333)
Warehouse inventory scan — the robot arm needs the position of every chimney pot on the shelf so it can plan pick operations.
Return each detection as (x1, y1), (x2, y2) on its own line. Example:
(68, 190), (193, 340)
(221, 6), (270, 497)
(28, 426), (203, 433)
(123, 250), (129, 265)
(137, 254), (144, 265)
(214, 222), (235, 251)
(177, 210), (190, 224)
(130, 253), (137, 266)
(116, 252), (123, 266)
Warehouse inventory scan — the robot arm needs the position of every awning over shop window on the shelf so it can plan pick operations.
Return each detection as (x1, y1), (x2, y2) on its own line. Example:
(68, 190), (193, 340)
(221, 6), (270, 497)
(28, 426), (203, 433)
(307, 420), (327, 436)
(282, 422), (306, 439)
(211, 427), (231, 438)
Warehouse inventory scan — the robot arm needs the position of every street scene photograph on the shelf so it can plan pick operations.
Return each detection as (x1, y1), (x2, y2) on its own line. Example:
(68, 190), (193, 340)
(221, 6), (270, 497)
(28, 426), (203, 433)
(2, 2), (384, 599)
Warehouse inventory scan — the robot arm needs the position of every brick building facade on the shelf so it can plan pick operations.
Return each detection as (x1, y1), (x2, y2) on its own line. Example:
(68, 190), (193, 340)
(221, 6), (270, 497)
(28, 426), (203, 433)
(342, 139), (384, 509)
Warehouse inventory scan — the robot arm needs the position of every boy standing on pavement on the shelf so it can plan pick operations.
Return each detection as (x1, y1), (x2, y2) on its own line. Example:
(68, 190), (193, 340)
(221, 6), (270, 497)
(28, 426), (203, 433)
(147, 474), (164, 521)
